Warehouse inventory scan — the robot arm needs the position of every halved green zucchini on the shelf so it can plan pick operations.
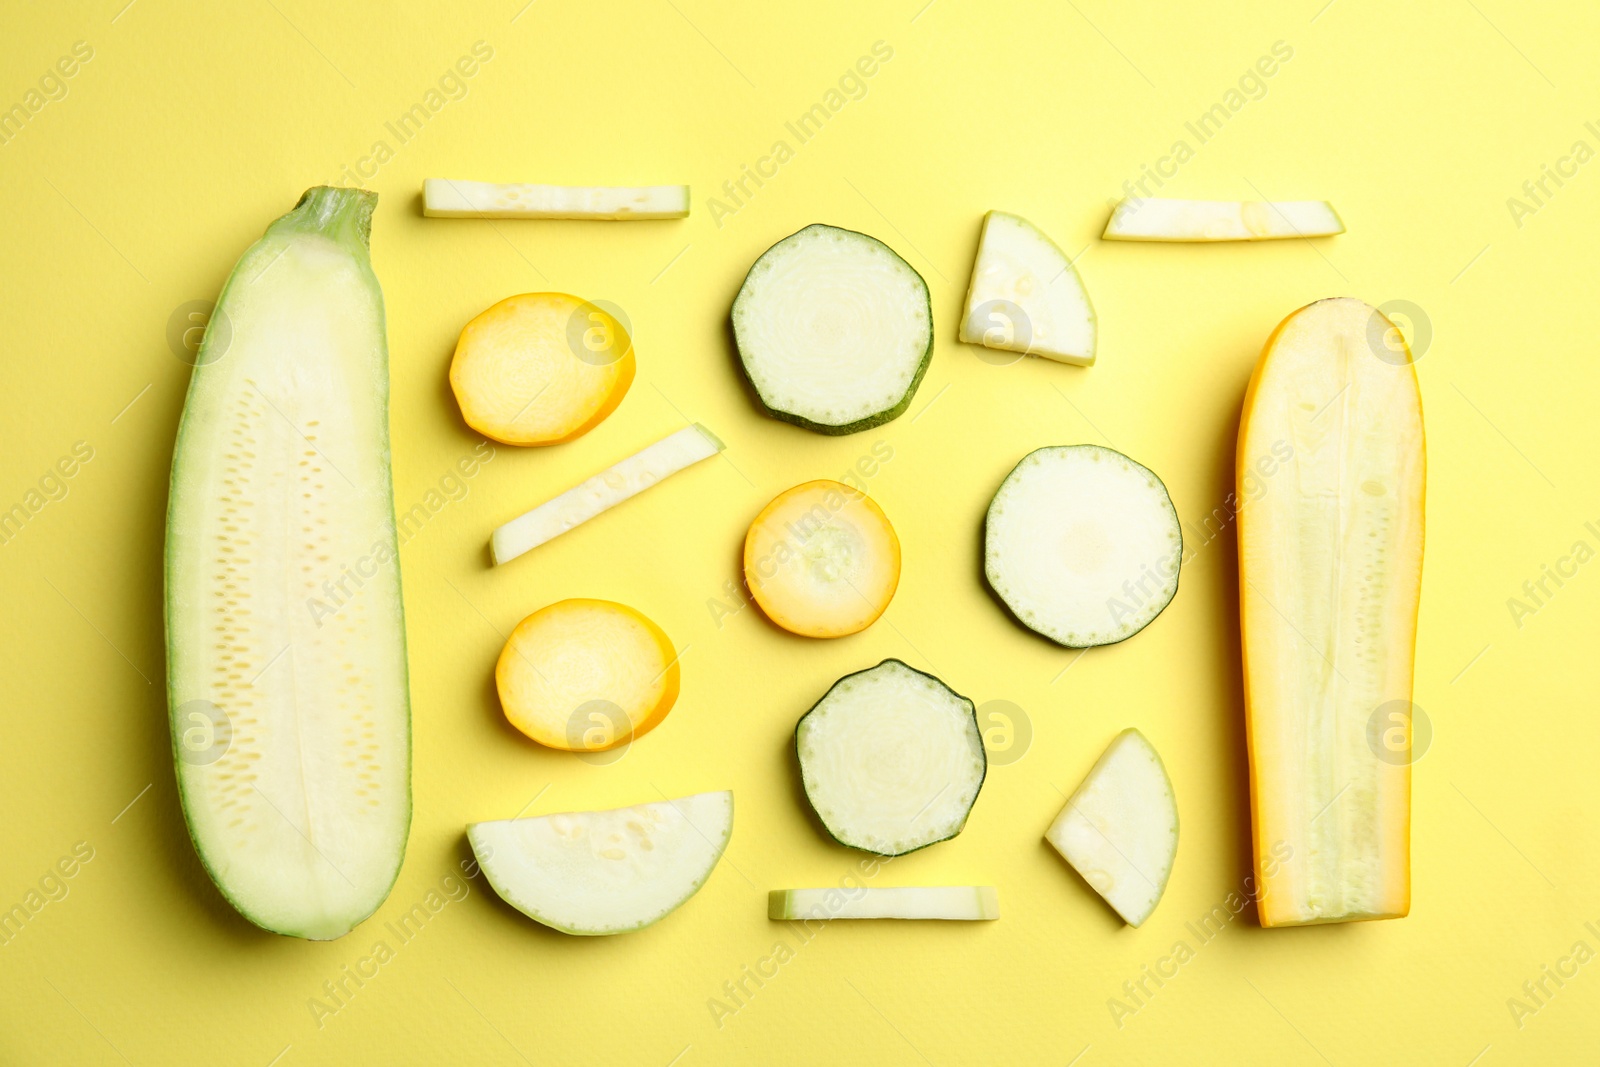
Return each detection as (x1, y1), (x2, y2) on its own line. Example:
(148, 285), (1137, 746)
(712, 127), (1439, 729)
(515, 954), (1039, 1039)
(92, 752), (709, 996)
(731, 224), (932, 435)
(165, 187), (410, 940)
(984, 445), (1181, 647)
(795, 659), (985, 855)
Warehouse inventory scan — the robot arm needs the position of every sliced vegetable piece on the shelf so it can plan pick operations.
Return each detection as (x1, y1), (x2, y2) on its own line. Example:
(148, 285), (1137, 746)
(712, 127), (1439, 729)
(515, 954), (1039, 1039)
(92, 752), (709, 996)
(1045, 729), (1178, 927)
(984, 445), (1181, 647)
(1103, 198), (1344, 241)
(959, 210), (1096, 365)
(743, 480), (900, 638)
(491, 424), (723, 565)
(165, 186), (410, 940)
(796, 659), (985, 856)
(495, 598), (679, 751)
(469, 791), (732, 935)
(732, 223), (932, 435)
(424, 179), (690, 219)
(450, 292), (633, 446)
(769, 886), (999, 921)
(1239, 297), (1422, 927)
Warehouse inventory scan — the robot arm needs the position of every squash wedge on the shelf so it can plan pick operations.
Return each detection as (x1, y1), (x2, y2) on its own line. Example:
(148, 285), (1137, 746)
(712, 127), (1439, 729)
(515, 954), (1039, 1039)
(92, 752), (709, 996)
(1238, 297), (1424, 927)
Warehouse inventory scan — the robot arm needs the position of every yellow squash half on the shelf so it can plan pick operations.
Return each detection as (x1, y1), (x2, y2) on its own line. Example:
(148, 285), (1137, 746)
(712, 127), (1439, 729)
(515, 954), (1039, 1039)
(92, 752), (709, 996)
(1238, 297), (1424, 926)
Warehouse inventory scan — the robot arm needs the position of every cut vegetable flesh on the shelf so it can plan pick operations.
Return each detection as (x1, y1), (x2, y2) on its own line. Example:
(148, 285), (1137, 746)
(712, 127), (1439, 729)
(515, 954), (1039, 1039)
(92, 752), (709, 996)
(959, 210), (1095, 365)
(450, 292), (633, 446)
(165, 187), (410, 940)
(1239, 297), (1422, 926)
(495, 598), (679, 751)
(469, 791), (732, 935)
(984, 445), (1181, 647)
(1046, 729), (1178, 927)
(769, 886), (998, 921)
(796, 659), (985, 856)
(423, 179), (690, 220)
(732, 224), (932, 435)
(1103, 198), (1344, 241)
(744, 480), (900, 638)
(490, 424), (723, 564)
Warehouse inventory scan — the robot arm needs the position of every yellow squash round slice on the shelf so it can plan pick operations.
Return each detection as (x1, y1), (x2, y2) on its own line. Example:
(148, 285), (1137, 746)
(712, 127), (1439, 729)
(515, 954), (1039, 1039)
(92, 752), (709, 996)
(743, 480), (900, 638)
(495, 599), (679, 751)
(450, 292), (634, 445)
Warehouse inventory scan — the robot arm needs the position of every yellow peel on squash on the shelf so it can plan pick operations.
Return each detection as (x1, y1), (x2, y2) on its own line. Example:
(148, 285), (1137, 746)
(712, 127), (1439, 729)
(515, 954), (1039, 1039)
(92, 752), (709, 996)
(1239, 297), (1423, 926)
(450, 292), (633, 445)
(495, 599), (679, 751)
(743, 480), (900, 638)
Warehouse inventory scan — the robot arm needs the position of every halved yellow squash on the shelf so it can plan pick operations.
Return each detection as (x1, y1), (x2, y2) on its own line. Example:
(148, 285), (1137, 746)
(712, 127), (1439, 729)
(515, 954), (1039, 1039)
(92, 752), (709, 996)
(450, 292), (633, 445)
(495, 599), (679, 751)
(1238, 297), (1424, 926)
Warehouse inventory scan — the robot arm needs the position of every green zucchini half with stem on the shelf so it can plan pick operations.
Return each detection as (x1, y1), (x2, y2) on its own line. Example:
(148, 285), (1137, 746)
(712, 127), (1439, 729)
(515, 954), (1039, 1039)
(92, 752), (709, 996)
(732, 224), (933, 435)
(165, 187), (411, 940)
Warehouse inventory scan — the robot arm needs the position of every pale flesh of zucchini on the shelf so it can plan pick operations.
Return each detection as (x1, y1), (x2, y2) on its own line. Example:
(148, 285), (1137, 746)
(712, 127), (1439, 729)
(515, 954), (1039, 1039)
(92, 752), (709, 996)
(984, 445), (1181, 647)
(796, 660), (985, 856)
(769, 886), (998, 921)
(423, 179), (690, 219)
(165, 187), (410, 940)
(959, 211), (1095, 365)
(490, 424), (723, 565)
(732, 224), (932, 434)
(1239, 297), (1422, 926)
(1046, 729), (1178, 927)
(468, 791), (732, 935)
(1103, 198), (1344, 241)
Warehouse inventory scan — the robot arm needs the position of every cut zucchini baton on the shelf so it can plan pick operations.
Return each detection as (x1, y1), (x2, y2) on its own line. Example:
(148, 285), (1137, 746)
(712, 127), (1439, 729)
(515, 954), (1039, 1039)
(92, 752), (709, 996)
(769, 886), (999, 921)
(165, 187), (410, 940)
(732, 224), (932, 434)
(1239, 297), (1423, 926)
(424, 180), (690, 220)
(795, 660), (985, 856)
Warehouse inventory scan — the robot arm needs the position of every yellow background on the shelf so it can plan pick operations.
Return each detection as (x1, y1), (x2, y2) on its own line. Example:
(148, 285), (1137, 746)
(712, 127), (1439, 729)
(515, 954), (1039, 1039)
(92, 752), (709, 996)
(2, 0), (1596, 1063)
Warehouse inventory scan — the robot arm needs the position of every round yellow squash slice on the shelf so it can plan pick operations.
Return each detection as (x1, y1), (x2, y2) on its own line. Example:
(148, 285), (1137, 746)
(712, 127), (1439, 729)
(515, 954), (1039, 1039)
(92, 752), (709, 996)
(743, 480), (901, 638)
(496, 599), (679, 751)
(450, 292), (634, 445)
